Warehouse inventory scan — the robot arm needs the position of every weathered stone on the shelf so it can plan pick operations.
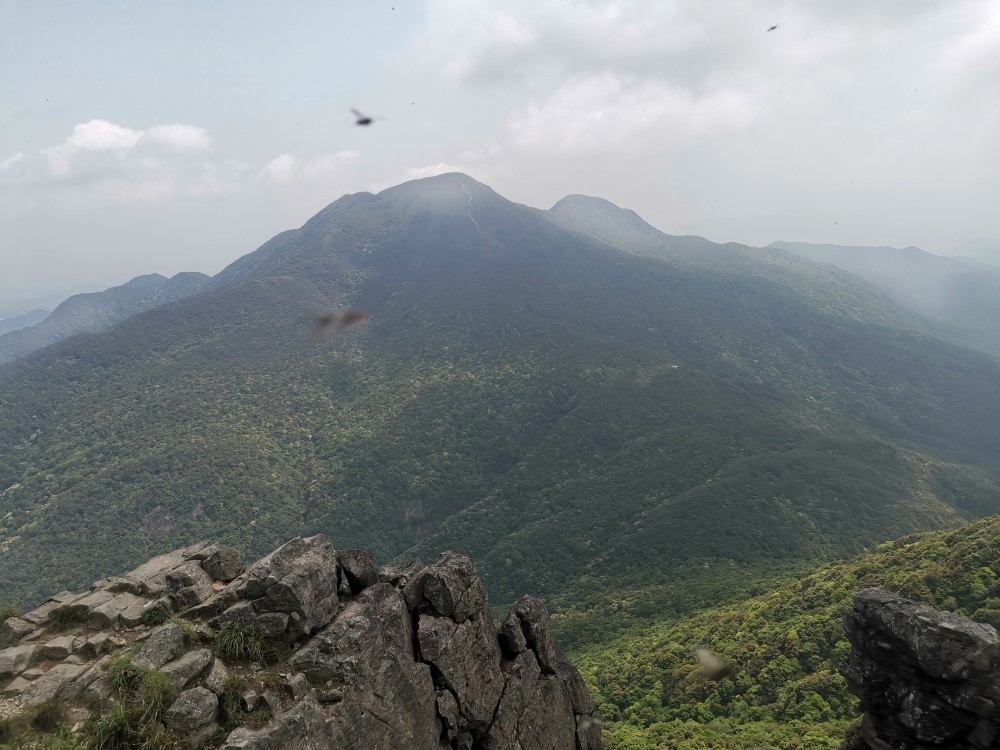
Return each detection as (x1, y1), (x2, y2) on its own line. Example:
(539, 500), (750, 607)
(202, 547), (245, 582)
(0, 617), (34, 643)
(21, 591), (76, 625)
(0, 644), (34, 680)
(91, 576), (146, 596)
(222, 697), (328, 750)
(85, 676), (115, 703)
(1, 676), (31, 697)
(418, 611), (504, 736)
(161, 648), (213, 690)
(164, 686), (219, 736)
(403, 552), (486, 623)
(58, 589), (116, 620)
(131, 623), (186, 669)
(285, 673), (308, 701)
(77, 632), (112, 658)
(500, 596), (559, 673)
(21, 667), (44, 680)
(338, 549), (379, 594)
(167, 561), (216, 611)
(20, 662), (89, 709)
(842, 588), (1000, 750)
(291, 583), (444, 747)
(123, 541), (216, 596)
(238, 535), (338, 636)
(203, 657), (230, 695)
(88, 592), (148, 628)
(255, 612), (290, 639)
(260, 689), (283, 717)
(240, 690), (259, 712)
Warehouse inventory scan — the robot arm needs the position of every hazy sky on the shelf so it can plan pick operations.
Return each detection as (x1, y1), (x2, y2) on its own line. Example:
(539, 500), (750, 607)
(3, 0), (999, 307)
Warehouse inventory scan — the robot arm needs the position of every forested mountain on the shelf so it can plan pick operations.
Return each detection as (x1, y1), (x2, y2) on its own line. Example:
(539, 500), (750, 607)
(772, 240), (1000, 358)
(2, 173), (1000, 619)
(569, 514), (1000, 749)
(0, 309), (49, 336)
(0, 272), (211, 363)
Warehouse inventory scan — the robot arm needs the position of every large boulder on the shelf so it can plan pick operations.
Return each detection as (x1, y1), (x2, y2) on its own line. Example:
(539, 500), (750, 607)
(232, 535), (339, 637)
(842, 588), (1000, 750)
(0, 645), (34, 681)
(222, 697), (328, 750)
(164, 686), (219, 741)
(131, 623), (187, 670)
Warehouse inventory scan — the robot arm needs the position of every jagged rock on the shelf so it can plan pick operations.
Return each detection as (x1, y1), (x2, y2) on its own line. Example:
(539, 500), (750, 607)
(78, 633), (112, 658)
(1, 676), (31, 697)
(167, 561), (216, 610)
(91, 575), (146, 596)
(379, 559), (424, 588)
(240, 690), (259, 712)
(417, 612), (504, 736)
(161, 648), (213, 690)
(201, 546), (245, 582)
(20, 668), (43, 680)
(20, 662), (90, 709)
(59, 589), (117, 620)
(500, 596), (559, 673)
(86, 592), (149, 627)
(338, 549), (379, 594)
(124, 541), (217, 597)
(222, 697), (328, 750)
(203, 658), (230, 695)
(403, 553), (486, 623)
(485, 648), (574, 750)
(0, 617), (34, 642)
(285, 673), (308, 700)
(38, 635), (76, 661)
(290, 583), (444, 747)
(236, 535), (338, 637)
(164, 686), (219, 738)
(0, 644), (34, 680)
(131, 623), (186, 669)
(842, 587), (1000, 750)
(21, 591), (76, 626)
(256, 612), (290, 639)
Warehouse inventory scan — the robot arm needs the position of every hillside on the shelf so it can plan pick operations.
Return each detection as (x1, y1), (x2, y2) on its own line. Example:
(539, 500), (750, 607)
(953, 237), (1000, 268)
(2, 174), (1000, 617)
(772, 240), (1000, 359)
(0, 272), (211, 364)
(0, 310), (49, 337)
(569, 514), (1000, 749)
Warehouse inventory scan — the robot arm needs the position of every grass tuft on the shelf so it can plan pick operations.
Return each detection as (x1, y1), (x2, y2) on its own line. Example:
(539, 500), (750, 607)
(48, 606), (84, 632)
(213, 622), (278, 664)
(0, 604), (20, 625)
(219, 676), (248, 728)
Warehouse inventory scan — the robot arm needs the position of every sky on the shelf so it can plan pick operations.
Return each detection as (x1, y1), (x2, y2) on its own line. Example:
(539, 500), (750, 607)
(2, 0), (999, 310)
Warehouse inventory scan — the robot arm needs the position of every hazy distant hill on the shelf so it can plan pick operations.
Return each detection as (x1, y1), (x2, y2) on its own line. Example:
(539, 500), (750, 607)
(0, 309), (49, 336)
(953, 237), (1000, 267)
(2, 174), (1000, 612)
(772, 240), (1000, 358)
(0, 272), (211, 363)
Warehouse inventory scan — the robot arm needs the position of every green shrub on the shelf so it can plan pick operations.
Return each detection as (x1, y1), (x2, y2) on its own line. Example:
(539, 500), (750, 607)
(30, 699), (65, 732)
(0, 604), (19, 625)
(219, 676), (248, 728)
(214, 622), (277, 664)
(48, 606), (84, 632)
(140, 607), (169, 627)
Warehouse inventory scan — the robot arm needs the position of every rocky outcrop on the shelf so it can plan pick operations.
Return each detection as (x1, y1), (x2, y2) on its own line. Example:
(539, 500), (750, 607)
(0, 536), (600, 750)
(841, 587), (1000, 749)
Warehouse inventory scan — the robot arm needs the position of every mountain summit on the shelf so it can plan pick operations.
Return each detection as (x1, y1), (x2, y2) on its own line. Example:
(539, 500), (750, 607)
(2, 175), (1000, 613)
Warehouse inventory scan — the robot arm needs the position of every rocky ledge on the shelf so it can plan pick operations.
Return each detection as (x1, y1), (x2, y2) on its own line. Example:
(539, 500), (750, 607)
(841, 587), (1000, 750)
(0, 535), (601, 749)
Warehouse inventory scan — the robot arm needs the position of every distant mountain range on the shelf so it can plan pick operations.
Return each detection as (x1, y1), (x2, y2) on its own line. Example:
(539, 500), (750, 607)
(0, 309), (49, 336)
(772, 240), (1000, 358)
(951, 236), (1000, 267)
(0, 272), (211, 363)
(2, 173), (1000, 616)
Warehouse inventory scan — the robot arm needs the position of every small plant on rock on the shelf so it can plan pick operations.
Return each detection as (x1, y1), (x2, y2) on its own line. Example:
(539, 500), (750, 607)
(48, 606), (83, 632)
(0, 604), (19, 625)
(219, 676), (248, 728)
(214, 622), (269, 663)
(167, 616), (199, 646)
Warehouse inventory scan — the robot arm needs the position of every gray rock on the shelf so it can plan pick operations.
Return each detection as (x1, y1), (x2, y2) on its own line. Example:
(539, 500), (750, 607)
(131, 623), (186, 669)
(167, 560), (216, 610)
(240, 690), (259, 712)
(500, 596), (559, 673)
(0, 617), (34, 643)
(91, 576), (146, 596)
(222, 697), (328, 750)
(161, 648), (213, 690)
(203, 657), (230, 695)
(338, 549), (379, 594)
(842, 587), (1000, 750)
(403, 552), (487, 623)
(77, 633), (112, 658)
(238, 535), (339, 636)
(290, 583), (444, 748)
(0, 644), (34, 680)
(19, 661), (89, 709)
(164, 686), (219, 735)
(202, 547), (245, 582)
(417, 612), (504, 735)
(255, 612), (290, 639)
(285, 673), (308, 701)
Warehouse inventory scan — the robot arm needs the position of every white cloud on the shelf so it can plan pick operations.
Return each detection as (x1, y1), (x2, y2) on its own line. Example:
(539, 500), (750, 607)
(506, 74), (758, 154)
(146, 124), (211, 150)
(260, 154), (297, 186)
(260, 151), (360, 186)
(0, 153), (23, 172)
(44, 120), (143, 176)
(402, 162), (470, 180)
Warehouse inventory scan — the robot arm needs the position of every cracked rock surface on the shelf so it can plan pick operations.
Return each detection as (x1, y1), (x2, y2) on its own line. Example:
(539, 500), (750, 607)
(841, 587), (1000, 750)
(1, 536), (601, 749)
